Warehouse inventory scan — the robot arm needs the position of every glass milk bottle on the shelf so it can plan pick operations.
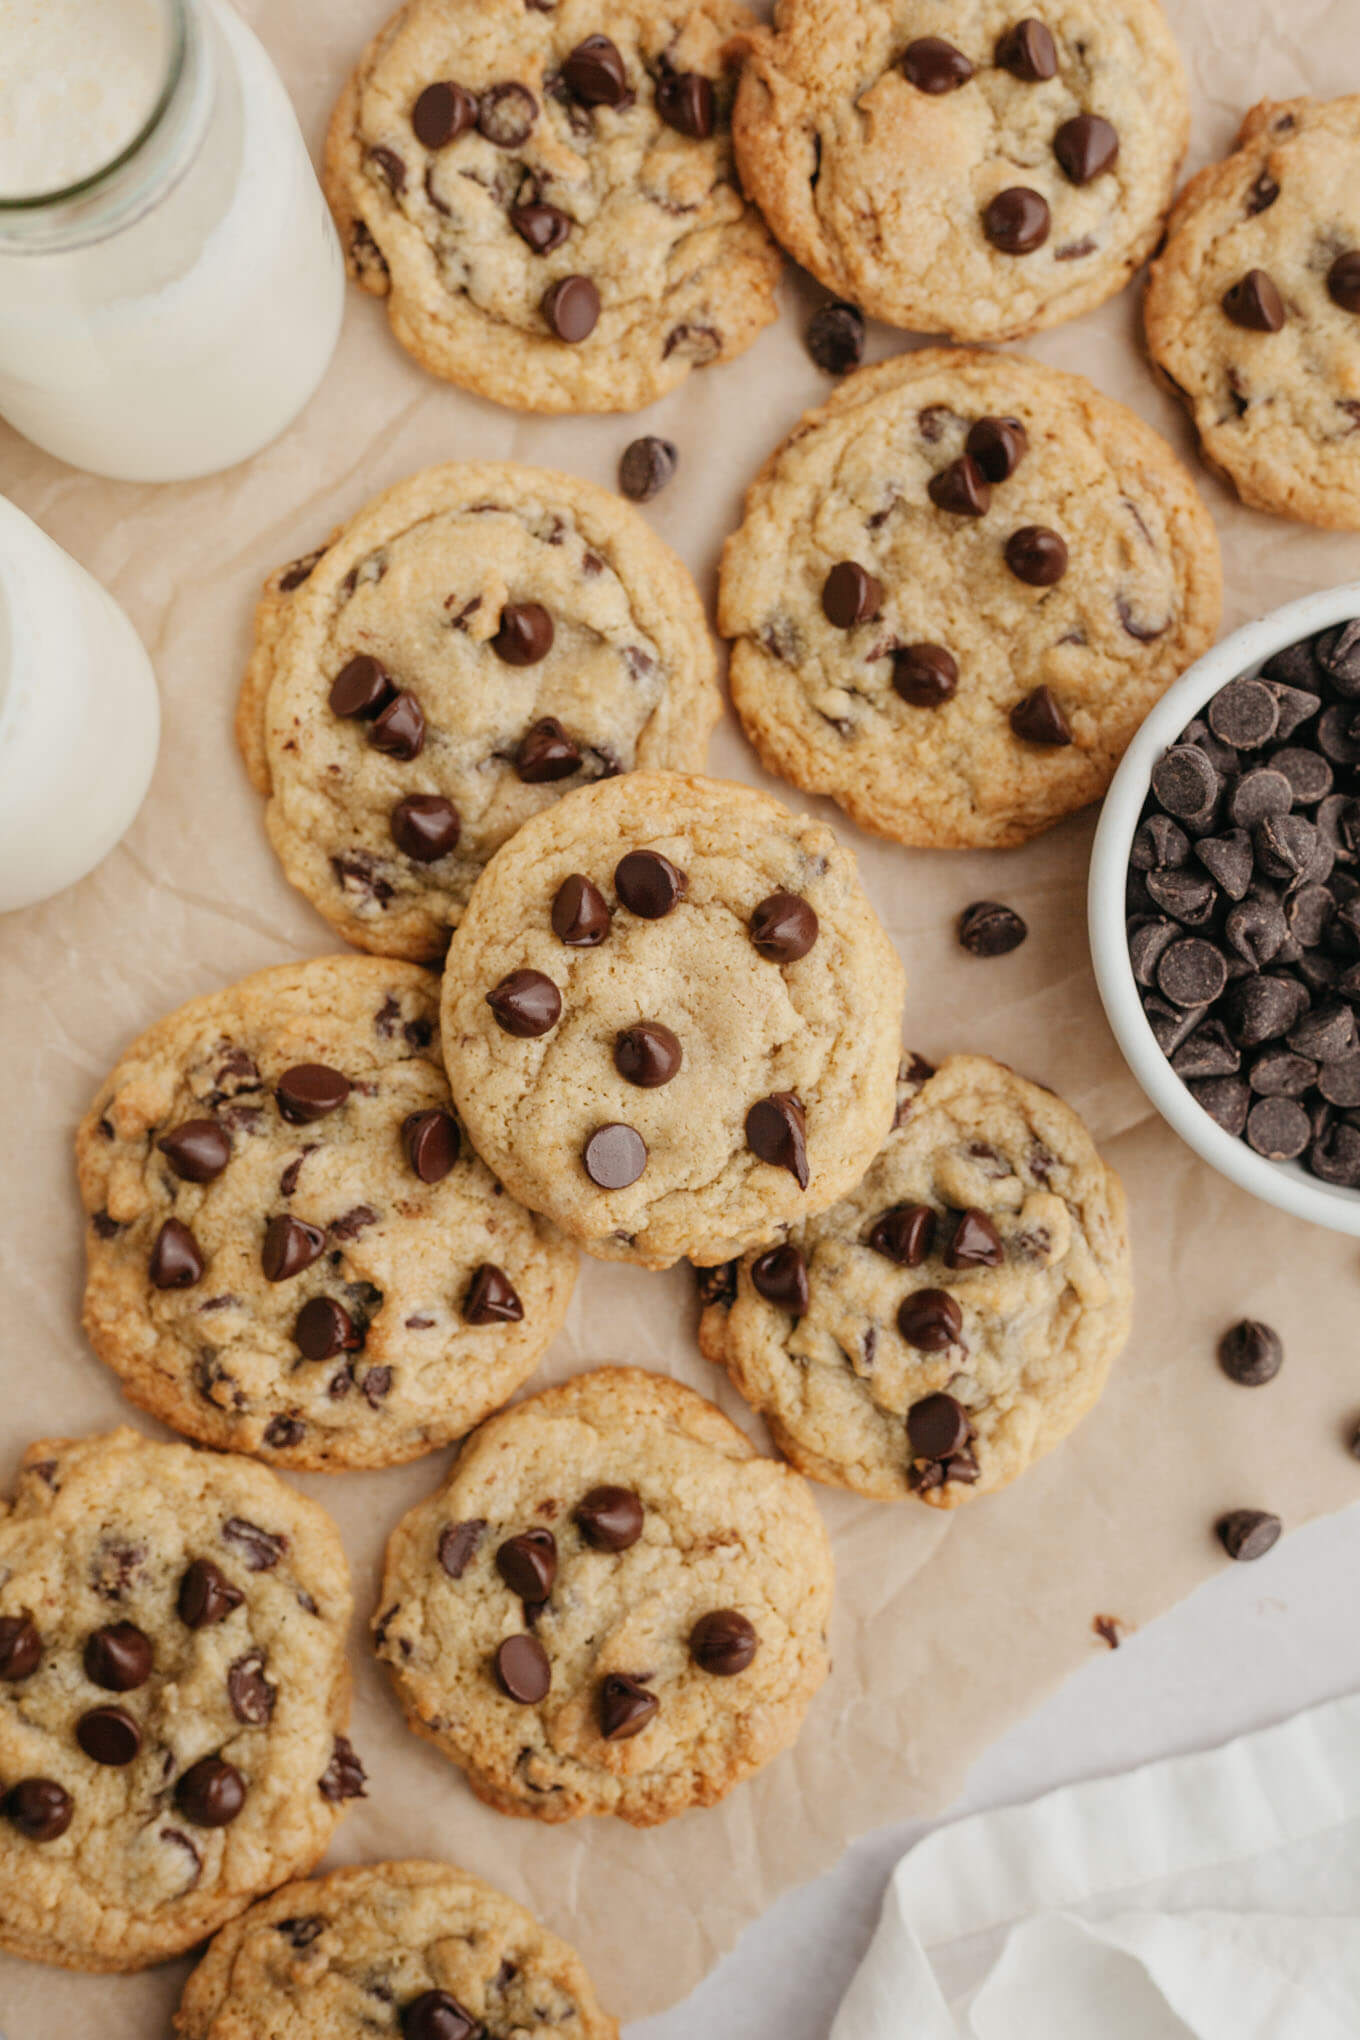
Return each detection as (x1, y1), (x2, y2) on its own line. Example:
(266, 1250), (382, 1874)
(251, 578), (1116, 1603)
(0, 496), (160, 911)
(0, 0), (344, 481)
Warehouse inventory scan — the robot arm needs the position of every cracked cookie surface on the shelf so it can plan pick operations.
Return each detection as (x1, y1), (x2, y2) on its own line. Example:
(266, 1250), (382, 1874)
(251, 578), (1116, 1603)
(78, 958), (576, 1471)
(175, 1858), (618, 2040)
(732, 0), (1187, 340)
(324, 0), (781, 412)
(374, 1369), (833, 1824)
(699, 1055), (1132, 1504)
(438, 771), (905, 1269)
(1145, 95), (1360, 530)
(0, 1428), (356, 1971)
(718, 349), (1222, 849)
(240, 464), (720, 963)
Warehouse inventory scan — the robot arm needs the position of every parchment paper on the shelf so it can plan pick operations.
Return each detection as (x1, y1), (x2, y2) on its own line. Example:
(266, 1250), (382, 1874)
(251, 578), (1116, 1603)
(1, 2), (1358, 2029)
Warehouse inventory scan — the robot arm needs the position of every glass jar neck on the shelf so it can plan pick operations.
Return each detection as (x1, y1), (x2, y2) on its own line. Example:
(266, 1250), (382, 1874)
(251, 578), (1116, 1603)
(0, 0), (212, 255)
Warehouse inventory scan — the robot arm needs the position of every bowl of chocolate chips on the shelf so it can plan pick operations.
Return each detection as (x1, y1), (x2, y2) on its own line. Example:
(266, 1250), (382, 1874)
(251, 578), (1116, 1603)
(1090, 580), (1360, 1235)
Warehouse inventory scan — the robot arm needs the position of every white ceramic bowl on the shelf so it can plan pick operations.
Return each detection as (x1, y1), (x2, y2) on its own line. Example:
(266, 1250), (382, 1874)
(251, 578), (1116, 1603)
(1089, 578), (1360, 1237)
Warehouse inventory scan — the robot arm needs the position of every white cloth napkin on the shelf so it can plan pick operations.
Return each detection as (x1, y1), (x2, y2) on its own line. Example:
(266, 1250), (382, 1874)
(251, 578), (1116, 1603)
(832, 1693), (1360, 2039)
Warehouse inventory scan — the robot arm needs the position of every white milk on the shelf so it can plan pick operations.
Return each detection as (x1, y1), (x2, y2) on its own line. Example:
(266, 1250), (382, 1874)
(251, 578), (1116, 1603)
(0, 0), (172, 199)
(0, 0), (344, 481)
(0, 496), (160, 913)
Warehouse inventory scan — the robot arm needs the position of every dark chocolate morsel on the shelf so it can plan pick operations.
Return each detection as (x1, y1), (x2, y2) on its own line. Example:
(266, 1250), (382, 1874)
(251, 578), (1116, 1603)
(83, 1622), (153, 1693)
(391, 795), (460, 862)
(907, 1390), (971, 1459)
(495, 1633), (551, 1703)
(261, 1214), (326, 1282)
(928, 454), (991, 517)
(175, 1755), (246, 1826)
(1222, 270), (1286, 332)
(599, 1671), (658, 1738)
(655, 70), (715, 138)
(1005, 526), (1068, 587)
(750, 891), (819, 962)
(966, 415), (1029, 482)
(750, 1243), (809, 1311)
(515, 717), (582, 783)
(902, 36), (974, 92)
(294, 1296), (361, 1362)
(157, 1119), (231, 1183)
(77, 1705), (142, 1765)
(1053, 113), (1119, 183)
(496, 1528), (557, 1604)
(582, 1122), (648, 1189)
(893, 642), (958, 707)
(1217, 1319), (1283, 1387)
(318, 1736), (367, 1802)
(511, 201), (572, 254)
(897, 1288), (963, 1350)
(690, 1609), (758, 1676)
(401, 1991), (479, 2040)
(438, 1520), (486, 1579)
(745, 1092), (809, 1188)
(1245, 1095), (1311, 1160)
(944, 1208), (1003, 1268)
(492, 601), (554, 665)
(412, 81), (477, 149)
(5, 1778), (72, 1841)
(982, 186), (1050, 253)
(1327, 251), (1360, 313)
(615, 849), (687, 917)
(477, 82), (538, 147)
(463, 1263), (524, 1324)
(368, 691), (426, 760)
(805, 301), (865, 375)
(150, 1218), (204, 1290)
(487, 969), (562, 1037)
(0, 1616), (41, 1682)
(619, 436), (678, 501)
(1216, 1508), (1282, 1561)
(276, 1064), (350, 1124)
(329, 654), (395, 719)
(403, 1108), (460, 1183)
(995, 18), (1058, 79)
(1009, 685), (1072, 745)
(552, 873), (611, 946)
(822, 560), (883, 628)
(562, 34), (630, 106)
(542, 274), (600, 342)
(614, 1022), (682, 1087)
(958, 901), (1027, 956)
(868, 1203), (935, 1265)
(575, 1486), (644, 1551)
(177, 1559), (244, 1630)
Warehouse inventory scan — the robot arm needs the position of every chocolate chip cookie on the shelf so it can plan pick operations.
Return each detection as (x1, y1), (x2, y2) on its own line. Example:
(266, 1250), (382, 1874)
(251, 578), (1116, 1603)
(0, 1427), (358, 1971)
(718, 349), (1222, 849)
(438, 770), (905, 1268)
(78, 957), (576, 1471)
(732, 0), (1188, 341)
(240, 464), (720, 963)
(374, 1369), (833, 1824)
(699, 1055), (1132, 1504)
(175, 1859), (618, 2040)
(324, 0), (781, 412)
(1145, 96), (1360, 529)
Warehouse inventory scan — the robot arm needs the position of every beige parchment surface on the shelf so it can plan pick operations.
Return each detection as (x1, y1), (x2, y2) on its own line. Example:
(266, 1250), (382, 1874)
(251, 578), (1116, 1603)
(1, 1), (1358, 2029)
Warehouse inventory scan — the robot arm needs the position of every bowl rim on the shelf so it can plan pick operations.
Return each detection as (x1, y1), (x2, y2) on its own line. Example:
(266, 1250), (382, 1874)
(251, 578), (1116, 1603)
(1088, 577), (1360, 1238)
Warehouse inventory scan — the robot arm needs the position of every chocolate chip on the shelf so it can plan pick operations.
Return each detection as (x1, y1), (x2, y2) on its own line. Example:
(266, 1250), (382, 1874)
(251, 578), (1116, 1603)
(369, 145), (406, 193)
(1170, 1019), (1241, 1080)
(966, 415), (1028, 482)
(822, 560), (882, 628)
(928, 454), (991, 517)
(276, 1064), (350, 1124)
(401, 1991), (478, 2040)
(511, 201), (572, 254)
(1222, 270), (1285, 331)
(1250, 1048), (1317, 1097)
(869, 1203), (935, 1265)
(750, 891), (819, 962)
(750, 1243), (809, 1311)
(1208, 678), (1279, 751)
(958, 900), (1027, 956)
(1194, 830), (1253, 899)
(77, 1704), (141, 1766)
(1145, 993), (1208, 1058)
(1227, 972), (1306, 1044)
(463, 1263), (524, 1324)
(1308, 1120), (1360, 1185)
(583, 1122), (647, 1189)
(1289, 1003), (1358, 1063)
(943, 1208), (1003, 1268)
(690, 1609), (758, 1677)
(1005, 526), (1068, 587)
(1318, 1055), (1360, 1107)
(228, 1650), (276, 1726)
(487, 969), (561, 1038)
(403, 1109), (460, 1183)
(495, 1634), (551, 1704)
(516, 717), (581, 783)
(615, 848), (686, 916)
(1317, 619), (1360, 693)
(157, 1119), (231, 1183)
(563, 34), (629, 106)
(994, 18), (1058, 79)
(439, 1520), (486, 1579)
(893, 642), (958, 707)
(223, 1518), (286, 1571)
(1245, 1094), (1311, 1159)
(1152, 745), (1221, 824)
(391, 795), (460, 862)
(412, 80), (477, 148)
(367, 691), (426, 762)
(1156, 937), (1229, 1008)
(330, 654), (395, 719)
(1216, 1508), (1281, 1561)
(6, 1776), (73, 1843)
(0, 1616), (41, 1682)
(902, 36), (973, 91)
(897, 1288), (963, 1350)
(177, 1558), (243, 1629)
(1328, 252), (1360, 314)
(294, 1296), (360, 1362)
(263, 1415), (306, 1450)
(542, 274), (600, 342)
(599, 1671), (657, 1737)
(1129, 918), (1178, 988)
(907, 1390), (971, 1459)
(492, 600), (554, 665)
(150, 1218), (204, 1289)
(655, 69), (715, 137)
(1188, 1074), (1251, 1136)
(983, 187), (1050, 253)
(552, 873), (611, 945)
(1272, 747), (1333, 807)
(745, 1092), (809, 1188)
(576, 1486), (644, 1551)
(497, 1529), (557, 1604)
(83, 1622), (152, 1692)
(1010, 685), (1072, 746)
(619, 436), (678, 501)
(1264, 678), (1321, 738)
(478, 81), (537, 146)
(1053, 113), (1118, 184)
(1247, 170), (1280, 215)
(262, 1214), (326, 1282)
(806, 300), (864, 374)
(315, 1735), (366, 1804)
(1218, 1319), (1283, 1386)
(614, 1022), (682, 1087)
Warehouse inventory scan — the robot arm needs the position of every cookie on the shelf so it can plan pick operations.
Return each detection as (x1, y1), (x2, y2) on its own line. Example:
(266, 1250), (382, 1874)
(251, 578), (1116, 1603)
(373, 1369), (833, 1824)
(78, 957), (576, 1471)
(732, 0), (1188, 341)
(438, 770), (905, 1269)
(0, 1428), (358, 1971)
(175, 1859), (618, 2040)
(239, 464), (721, 963)
(718, 349), (1222, 849)
(323, 0), (781, 413)
(699, 1054), (1132, 1504)
(1145, 96), (1360, 530)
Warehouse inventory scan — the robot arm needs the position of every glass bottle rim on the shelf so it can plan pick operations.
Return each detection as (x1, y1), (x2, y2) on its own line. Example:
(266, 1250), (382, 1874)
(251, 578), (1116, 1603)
(0, 0), (189, 214)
